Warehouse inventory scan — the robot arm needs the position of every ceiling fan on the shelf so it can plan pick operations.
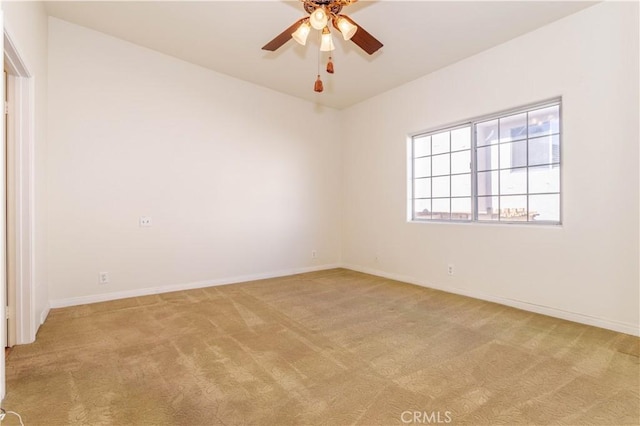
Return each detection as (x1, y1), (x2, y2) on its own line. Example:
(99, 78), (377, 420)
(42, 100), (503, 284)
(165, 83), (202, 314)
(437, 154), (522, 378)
(262, 0), (383, 92)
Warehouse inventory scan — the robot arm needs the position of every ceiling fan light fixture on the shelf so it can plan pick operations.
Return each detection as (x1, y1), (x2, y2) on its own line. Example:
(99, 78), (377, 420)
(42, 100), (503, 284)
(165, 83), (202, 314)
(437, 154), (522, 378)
(261, 0), (384, 93)
(335, 15), (358, 41)
(291, 20), (311, 45)
(320, 27), (335, 52)
(309, 7), (329, 30)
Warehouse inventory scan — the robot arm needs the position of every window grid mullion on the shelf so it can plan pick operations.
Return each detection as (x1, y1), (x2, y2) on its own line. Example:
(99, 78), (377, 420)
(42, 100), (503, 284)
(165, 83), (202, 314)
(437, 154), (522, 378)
(449, 132), (452, 220)
(430, 140), (433, 220)
(526, 111), (530, 222)
(472, 126), (478, 221)
(497, 119), (501, 222)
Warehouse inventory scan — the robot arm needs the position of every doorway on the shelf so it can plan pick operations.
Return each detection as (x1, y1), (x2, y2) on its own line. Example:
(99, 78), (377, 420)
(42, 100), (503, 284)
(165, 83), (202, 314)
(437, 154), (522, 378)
(3, 30), (36, 349)
(4, 64), (15, 350)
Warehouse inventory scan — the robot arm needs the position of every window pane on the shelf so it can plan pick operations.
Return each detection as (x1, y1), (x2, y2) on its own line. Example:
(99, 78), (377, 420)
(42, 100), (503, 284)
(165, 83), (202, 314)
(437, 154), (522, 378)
(451, 174), (471, 197)
(529, 194), (560, 222)
(451, 150), (470, 174)
(451, 127), (471, 151)
(476, 119), (498, 146)
(414, 157), (431, 178)
(432, 176), (450, 198)
(477, 170), (498, 196)
(414, 135), (431, 157)
(500, 169), (527, 195)
(477, 196), (499, 221)
(477, 145), (499, 171)
(500, 140), (527, 169)
(432, 153), (450, 176)
(499, 113), (527, 142)
(451, 198), (471, 219)
(432, 198), (450, 220)
(414, 178), (431, 198)
(529, 105), (560, 138)
(529, 135), (559, 166)
(432, 132), (450, 154)
(414, 199), (431, 220)
(529, 165), (560, 194)
(499, 195), (528, 221)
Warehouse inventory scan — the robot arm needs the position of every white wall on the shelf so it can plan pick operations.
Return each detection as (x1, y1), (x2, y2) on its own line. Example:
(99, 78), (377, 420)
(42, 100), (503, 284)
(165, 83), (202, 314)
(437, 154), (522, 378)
(47, 18), (342, 304)
(44, 2), (640, 335)
(341, 2), (639, 335)
(2, 1), (49, 334)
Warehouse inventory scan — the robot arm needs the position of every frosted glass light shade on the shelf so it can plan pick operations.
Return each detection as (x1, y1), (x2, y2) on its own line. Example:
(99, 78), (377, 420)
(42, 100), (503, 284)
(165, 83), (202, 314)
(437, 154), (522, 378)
(292, 21), (311, 45)
(309, 7), (328, 30)
(335, 16), (357, 40)
(320, 28), (335, 52)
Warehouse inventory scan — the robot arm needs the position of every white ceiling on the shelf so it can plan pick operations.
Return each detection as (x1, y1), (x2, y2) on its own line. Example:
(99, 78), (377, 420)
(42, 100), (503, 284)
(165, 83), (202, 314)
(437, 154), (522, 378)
(44, 1), (597, 109)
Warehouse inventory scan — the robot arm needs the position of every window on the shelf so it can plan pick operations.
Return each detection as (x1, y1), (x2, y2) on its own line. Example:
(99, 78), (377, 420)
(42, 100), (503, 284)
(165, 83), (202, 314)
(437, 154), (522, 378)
(410, 100), (561, 224)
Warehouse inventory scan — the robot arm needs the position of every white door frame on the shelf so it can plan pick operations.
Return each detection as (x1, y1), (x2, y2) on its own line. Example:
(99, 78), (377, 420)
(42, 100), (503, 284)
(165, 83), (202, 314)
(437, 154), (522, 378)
(0, 8), (5, 402)
(3, 29), (36, 346)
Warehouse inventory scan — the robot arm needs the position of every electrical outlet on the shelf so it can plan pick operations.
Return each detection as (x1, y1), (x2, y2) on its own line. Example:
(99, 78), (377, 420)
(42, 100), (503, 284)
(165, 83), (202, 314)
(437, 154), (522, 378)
(139, 216), (152, 227)
(447, 264), (454, 276)
(311, 250), (317, 259)
(99, 272), (110, 285)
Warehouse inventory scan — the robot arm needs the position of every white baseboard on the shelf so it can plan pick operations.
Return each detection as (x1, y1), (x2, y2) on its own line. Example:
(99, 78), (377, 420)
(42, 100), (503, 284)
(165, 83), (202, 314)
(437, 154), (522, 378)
(341, 263), (640, 337)
(47, 262), (639, 337)
(49, 263), (342, 309)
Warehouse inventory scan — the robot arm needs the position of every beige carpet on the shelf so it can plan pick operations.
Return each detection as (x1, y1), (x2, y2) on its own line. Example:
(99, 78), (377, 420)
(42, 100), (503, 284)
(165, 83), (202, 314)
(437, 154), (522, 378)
(3, 269), (639, 425)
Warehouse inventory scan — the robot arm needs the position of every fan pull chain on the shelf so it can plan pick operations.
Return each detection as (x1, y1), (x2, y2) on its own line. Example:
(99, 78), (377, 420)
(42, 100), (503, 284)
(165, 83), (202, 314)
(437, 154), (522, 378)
(326, 54), (334, 74)
(314, 31), (324, 92)
(314, 75), (324, 92)
(326, 24), (334, 74)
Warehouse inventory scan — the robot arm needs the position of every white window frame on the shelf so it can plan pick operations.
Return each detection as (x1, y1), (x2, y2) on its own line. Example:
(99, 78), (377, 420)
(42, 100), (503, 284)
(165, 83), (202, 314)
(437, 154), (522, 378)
(408, 98), (562, 225)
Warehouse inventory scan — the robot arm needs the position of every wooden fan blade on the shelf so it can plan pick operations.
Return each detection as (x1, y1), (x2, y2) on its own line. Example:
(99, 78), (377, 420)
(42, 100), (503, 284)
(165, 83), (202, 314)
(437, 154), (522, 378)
(343, 16), (383, 55)
(262, 18), (306, 52)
